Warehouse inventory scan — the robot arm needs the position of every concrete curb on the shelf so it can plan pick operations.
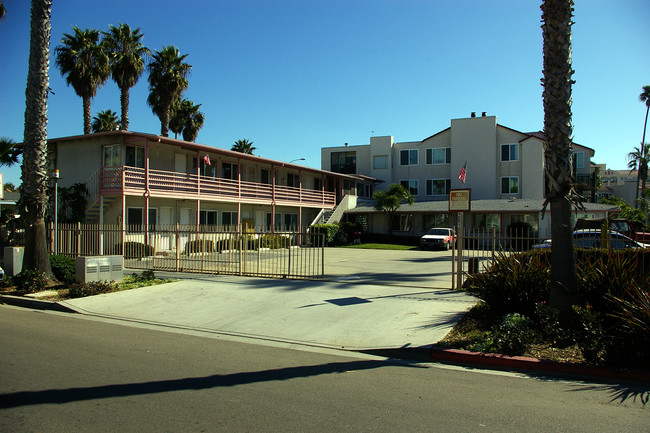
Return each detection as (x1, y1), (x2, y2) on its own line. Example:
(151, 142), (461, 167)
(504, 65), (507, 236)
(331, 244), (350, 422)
(0, 294), (77, 313)
(430, 346), (650, 384)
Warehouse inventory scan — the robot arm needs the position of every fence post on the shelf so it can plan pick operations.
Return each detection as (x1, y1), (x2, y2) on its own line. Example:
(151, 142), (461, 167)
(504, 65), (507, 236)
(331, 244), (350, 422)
(76, 222), (82, 256)
(175, 223), (180, 272)
(287, 234), (292, 278)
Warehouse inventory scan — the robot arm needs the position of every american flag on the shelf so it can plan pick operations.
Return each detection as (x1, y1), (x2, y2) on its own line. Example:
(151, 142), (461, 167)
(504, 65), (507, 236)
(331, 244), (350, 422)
(203, 154), (211, 165)
(458, 161), (467, 184)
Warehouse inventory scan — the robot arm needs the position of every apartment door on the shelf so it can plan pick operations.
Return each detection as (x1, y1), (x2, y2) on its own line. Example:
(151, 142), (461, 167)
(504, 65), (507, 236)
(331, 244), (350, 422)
(178, 208), (191, 252)
(156, 207), (173, 250)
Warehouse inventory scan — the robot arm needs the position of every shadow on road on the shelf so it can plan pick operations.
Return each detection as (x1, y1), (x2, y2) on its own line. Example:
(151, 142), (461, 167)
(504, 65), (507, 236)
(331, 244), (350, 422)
(0, 359), (423, 409)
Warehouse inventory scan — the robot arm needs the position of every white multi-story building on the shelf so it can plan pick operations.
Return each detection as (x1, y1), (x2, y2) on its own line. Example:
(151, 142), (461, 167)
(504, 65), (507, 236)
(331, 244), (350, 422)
(321, 113), (615, 237)
(596, 165), (639, 205)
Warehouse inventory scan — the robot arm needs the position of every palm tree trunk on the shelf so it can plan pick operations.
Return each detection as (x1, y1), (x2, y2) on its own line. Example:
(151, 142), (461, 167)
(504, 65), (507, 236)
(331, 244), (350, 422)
(161, 104), (170, 137)
(541, 0), (578, 312)
(22, 0), (54, 279)
(83, 95), (91, 134)
(120, 86), (129, 130)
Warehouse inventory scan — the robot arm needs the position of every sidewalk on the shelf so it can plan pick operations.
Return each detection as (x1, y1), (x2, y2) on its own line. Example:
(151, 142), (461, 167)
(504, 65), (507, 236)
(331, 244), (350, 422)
(61, 273), (474, 350)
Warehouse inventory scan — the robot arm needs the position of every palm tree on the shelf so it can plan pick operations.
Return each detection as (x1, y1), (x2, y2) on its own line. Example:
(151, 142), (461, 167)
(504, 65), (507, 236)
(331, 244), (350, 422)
(0, 2), (6, 21)
(55, 27), (111, 134)
(231, 139), (256, 154)
(638, 85), (650, 206)
(22, 0), (54, 278)
(102, 24), (149, 130)
(372, 183), (415, 236)
(0, 137), (22, 166)
(147, 46), (191, 137)
(92, 109), (120, 133)
(168, 98), (204, 141)
(541, 0), (578, 311)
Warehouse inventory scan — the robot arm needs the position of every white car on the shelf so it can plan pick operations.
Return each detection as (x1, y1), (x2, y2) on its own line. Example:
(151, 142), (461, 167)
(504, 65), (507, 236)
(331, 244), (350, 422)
(419, 228), (456, 250)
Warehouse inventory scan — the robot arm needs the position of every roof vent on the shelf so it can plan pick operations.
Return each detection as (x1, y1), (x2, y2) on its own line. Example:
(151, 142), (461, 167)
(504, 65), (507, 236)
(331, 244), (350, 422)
(482, 112), (487, 117)
(471, 112), (476, 118)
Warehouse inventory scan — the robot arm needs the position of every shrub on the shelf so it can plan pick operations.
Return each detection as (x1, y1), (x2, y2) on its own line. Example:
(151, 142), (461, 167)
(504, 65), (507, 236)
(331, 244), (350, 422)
(49, 255), (76, 283)
(571, 305), (607, 364)
(258, 234), (290, 249)
(131, 270), (156, 281)
(491, 313), (536, 356)
(465, 252), (549, 316)
(112, 242), (155, 259)
(68, 280), (116, 298)
(13, 269), (48, 293)
(607, 283), (650, 367)
(184, 239), (216, 254)
(310, 224), (340, 245)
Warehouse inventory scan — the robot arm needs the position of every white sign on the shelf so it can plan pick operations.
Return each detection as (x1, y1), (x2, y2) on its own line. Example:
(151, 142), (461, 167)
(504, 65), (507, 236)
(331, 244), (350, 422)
(449, 189), (470, 212)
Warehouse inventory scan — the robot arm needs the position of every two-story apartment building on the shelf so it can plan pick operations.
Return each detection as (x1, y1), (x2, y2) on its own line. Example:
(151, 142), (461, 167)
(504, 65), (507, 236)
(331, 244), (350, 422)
(49, 131), (361, 234)
(322, 114), (616, 238)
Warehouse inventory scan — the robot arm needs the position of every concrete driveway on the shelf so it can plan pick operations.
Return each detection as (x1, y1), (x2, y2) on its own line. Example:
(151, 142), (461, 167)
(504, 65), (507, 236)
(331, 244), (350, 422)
(62, 248), (476, 351)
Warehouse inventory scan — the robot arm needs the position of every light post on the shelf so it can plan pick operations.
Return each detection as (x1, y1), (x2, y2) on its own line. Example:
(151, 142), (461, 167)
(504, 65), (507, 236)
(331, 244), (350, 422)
(289, 158), (305, 164)
(53, 169), (59, 254)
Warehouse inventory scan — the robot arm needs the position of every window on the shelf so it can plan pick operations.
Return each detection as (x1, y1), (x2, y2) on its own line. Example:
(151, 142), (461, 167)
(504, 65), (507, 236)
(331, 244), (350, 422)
(391, 214), (412, 232)
(222, 211), (237, 227)
(223, 162), (239, 180)
(266, 212), (282, 230)
(423, 214), (450, 229)
(357, 182), (372, 197)
(426, 179), (451, 196)
(573, 151), (585, 169)
(400, 149), (418, 166)
(199, 210), (217, 225)
(501, 176), (519, 194)
(474, 214), (501, 231)
(261, 169), (271, 184)
(284, 214), (298, 230)
(373, 155), (388, 169)
(126, 207), (157, 231)
(103, 144), (120, 167)
(125, 145), (144, 168)
(426, 148), (451, 165)
(287, 173), (300, 188)
(314, 177), (322, 191)
(400, 179), (419, 196)
(331, 151), (356, 174)
(501, 143), (518, 162)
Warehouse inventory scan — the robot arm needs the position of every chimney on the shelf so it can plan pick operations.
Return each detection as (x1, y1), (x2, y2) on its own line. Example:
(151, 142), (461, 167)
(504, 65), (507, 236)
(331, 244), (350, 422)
(344, 143), (348, 147)
(471, 112), (476, 118)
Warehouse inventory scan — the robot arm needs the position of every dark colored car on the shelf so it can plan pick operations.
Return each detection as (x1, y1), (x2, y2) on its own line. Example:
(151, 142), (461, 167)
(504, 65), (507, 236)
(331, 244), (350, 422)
(531, 229), (648, 250)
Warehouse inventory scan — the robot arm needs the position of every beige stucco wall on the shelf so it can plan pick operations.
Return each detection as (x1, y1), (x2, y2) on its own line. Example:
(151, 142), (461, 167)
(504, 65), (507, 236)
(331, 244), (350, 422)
(521, 138), (545, 199)
(450, 116), (497, 198)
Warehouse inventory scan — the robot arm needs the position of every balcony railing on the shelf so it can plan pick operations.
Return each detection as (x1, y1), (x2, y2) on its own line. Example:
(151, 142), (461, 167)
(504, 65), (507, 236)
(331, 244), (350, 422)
(99, 166), (336, 207)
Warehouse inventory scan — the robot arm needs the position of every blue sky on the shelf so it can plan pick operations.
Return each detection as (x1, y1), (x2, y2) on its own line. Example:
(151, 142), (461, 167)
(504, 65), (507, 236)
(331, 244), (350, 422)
(1, 0), (649, 187)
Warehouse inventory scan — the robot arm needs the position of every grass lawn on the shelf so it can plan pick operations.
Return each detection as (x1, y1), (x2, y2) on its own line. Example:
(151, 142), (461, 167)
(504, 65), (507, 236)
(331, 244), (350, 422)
(337, 243), (418, 251)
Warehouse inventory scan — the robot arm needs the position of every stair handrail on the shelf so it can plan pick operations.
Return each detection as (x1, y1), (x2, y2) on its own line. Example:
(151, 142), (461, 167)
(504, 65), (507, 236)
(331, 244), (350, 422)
(325, 194), (357, 224)
(84, 169), (100, 207)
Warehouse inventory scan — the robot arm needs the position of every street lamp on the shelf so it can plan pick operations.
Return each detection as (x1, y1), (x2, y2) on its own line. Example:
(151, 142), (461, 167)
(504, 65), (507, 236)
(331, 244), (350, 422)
(53, 169), (59, 254)
(289, 158), (305, 164)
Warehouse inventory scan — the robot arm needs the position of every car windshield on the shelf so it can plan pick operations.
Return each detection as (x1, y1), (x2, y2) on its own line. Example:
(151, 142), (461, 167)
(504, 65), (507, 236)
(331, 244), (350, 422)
(426, 229), (450, 236)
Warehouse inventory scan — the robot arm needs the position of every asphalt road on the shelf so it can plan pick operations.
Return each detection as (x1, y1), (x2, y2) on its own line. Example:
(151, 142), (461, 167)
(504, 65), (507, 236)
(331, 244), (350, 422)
(1, 306), (647, 433)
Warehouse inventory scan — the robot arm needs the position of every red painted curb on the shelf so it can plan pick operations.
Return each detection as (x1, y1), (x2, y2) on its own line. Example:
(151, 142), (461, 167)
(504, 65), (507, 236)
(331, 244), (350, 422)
(430, 346), (650, 383)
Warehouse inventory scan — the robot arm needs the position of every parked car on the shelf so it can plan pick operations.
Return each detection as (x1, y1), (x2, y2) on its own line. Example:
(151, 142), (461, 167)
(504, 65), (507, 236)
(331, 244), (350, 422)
(419, 228), (456, 250)
(531, 229), (649, 250)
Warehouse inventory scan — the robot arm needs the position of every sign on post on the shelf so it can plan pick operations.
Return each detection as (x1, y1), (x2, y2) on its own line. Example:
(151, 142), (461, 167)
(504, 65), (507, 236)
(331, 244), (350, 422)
(449, 189), (471, 212)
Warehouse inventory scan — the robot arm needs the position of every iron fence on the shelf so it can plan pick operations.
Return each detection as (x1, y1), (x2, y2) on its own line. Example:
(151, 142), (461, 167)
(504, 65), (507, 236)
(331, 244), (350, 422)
(47, 223), (325, 279)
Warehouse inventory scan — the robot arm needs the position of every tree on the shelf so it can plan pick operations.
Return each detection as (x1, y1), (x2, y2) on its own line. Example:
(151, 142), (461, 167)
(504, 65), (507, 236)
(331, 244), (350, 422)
(372, 183), (414, 236)
(0, 2), (6, 21)
(168, 98), (204, 141)
(627, 144), (649, 205)
(58, 183), (88, 223)
(147, 46), (191, 137)
(55, 27), (110, 134)
(91, 109), (120, 133)
(637, 85), (650, 208)
(0, 137), (22, 167)
(102, 24), (149, 130)
(541, 0), (578, 311)
(4, 182), (17, 192)
(21, 0), (54, 278)
(231, 139), (256, 154)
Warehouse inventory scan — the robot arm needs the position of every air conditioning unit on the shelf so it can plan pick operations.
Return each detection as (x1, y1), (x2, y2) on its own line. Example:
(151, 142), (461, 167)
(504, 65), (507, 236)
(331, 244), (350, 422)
(75, 255), (123, 283)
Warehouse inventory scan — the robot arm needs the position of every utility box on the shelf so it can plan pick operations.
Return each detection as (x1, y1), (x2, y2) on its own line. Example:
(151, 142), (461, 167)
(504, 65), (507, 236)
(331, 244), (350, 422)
(75, 255), (123, 283)
(3, 246), (24, 277)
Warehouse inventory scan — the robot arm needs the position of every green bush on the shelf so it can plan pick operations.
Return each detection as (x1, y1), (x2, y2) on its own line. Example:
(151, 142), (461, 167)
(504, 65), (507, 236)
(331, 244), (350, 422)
(131, 270), (156, 281)
(492, 313), (535, 356)
(607, 283), (650, 367)
(13, 269), (48, 293)
(310, 224), (340, 245)
(68, 280), (116, 298)
(571, 305), (607, 364)
(112, 242), (155, 259)
(465, 252), (549, 316)
(183, 239), (216, 254)
(258, 234), (290, 249)
(49, 255), (76, 283)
